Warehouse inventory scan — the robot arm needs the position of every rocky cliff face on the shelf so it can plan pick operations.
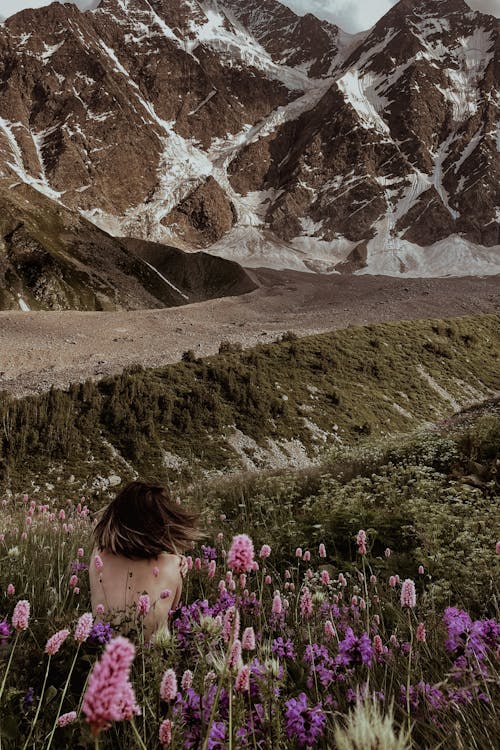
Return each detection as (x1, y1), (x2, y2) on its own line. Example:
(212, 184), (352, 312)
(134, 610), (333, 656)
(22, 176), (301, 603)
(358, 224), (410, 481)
(0, 0), (498, 278)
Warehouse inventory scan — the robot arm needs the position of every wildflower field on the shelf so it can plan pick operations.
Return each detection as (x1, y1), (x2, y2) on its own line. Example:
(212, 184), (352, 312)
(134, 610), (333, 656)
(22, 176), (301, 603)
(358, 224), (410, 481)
(0, 413), (499, 749)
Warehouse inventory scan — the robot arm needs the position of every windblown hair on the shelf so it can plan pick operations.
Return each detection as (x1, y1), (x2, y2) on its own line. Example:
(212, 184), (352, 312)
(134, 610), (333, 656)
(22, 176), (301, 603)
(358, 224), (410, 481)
(93, 481), (202, 559)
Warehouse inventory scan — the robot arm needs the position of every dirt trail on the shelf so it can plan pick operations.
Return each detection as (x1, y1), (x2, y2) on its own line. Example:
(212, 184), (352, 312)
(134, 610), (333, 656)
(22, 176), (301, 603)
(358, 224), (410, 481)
(0, 270), (498, 397)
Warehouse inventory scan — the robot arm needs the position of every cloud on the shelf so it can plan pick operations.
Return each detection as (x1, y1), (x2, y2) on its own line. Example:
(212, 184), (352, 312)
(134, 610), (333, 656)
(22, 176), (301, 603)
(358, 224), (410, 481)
(1, 0), (498, 31)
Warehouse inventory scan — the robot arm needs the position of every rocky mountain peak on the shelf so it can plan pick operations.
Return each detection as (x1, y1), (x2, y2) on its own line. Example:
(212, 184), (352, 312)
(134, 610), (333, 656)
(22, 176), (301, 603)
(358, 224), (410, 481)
(0, 0), (497, 282)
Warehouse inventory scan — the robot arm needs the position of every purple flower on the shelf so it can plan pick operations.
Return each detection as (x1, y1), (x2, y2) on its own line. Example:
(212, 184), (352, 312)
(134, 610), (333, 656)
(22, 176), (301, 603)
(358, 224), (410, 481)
(285, 693), (326, 748)
(0, 618), (11, 642)
(88, 621), (113, 645)
(271, 637), (297, 660)
(201, 545), (217, 562)
(336, 627), (373, 667)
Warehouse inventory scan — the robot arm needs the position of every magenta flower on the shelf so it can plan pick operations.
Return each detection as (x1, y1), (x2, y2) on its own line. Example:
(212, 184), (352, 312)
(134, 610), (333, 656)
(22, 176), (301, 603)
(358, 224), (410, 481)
(57, 711), (77, 727)
(159, 718), (172, 745)
(228, 638), (242, 670)
(93, 555), (104, 572)
(82, 637), (140, 736)
(416, 622), (426, 642)
(181, 669), (193, 691)
(136, 595), (151, 617)
(320, 570), (330, 585)
(295, 547), (303, 559)
(227, 534), (255, 574)
(300, 588), (313, 619)
(45, 628), (70, 656)
(160, 669), (178, 701)
(222, 605), (240, 643)
(259, 544), (271, 558)
(12, 600), (30, 631)
(418, 565), (425, 575)
(319, 543), (326, 558)
(265, 575), (272, 585)
(6, 583), (14, 596)
(69, 575), (78, 588)
(324, 620), (335, 639)
(235, 664), (250, 692)
(401, 579), (417, 609)
(160, 589), (171, 600)
(75, 613), (94, 643)
(356, 529), (367, 555)
(272, 592), (283, 615)
(242, 627), (256, 651)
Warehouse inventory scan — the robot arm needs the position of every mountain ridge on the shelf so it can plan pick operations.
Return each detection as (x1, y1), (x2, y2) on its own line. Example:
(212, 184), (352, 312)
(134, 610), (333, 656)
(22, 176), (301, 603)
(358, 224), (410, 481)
(0, 0), (498, 279)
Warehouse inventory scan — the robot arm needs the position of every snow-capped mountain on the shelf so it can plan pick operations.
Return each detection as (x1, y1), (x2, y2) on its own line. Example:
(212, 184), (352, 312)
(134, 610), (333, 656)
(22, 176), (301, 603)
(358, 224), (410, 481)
(0, 0), (498, 276)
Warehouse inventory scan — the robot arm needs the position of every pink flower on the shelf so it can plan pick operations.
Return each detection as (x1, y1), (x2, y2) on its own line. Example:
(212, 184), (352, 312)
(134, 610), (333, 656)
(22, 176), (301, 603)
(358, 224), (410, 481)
(194, 557), (202, 570)
(7, 583), (15, 596)
(69, 575), (78, 588)
(159, 718), (172, 745)
(235, 665), (250, 693)
(77, 548), (84, 558)
(227, 534), (255, 574)
(82, 637), (140, 736)
(222, 606), (240, 643)
(259, 544), (271, 558)
(208, 560), (216, 578)
(401, 579), (416, 609)
(160, 589), (171, 600)
(137, 595), (150, 617)
(418, 565), (424, 575)
(45, 629), (70, 655)
(351, 595), (358, 607)
(300, 588), (313, 618)
(186, 556), (193, 570)
(264, 575), (272, 585)
(416, 622), (426, 642)
(58, 510), (66, 521)
(338, 573), (347, 587)
(94, 555), (104, 572)
(242, 627), (256, 651)
(496, 541), (500, 555)
(389, 575), (397, 588)
(12, 600), (30, 631)
(272, 592), (282, 615)
(373, 635), (384, 657)
(153, 566), (159, 578)
(284, 570), (291, 580)
(96, 604), (105, 616)
(217, 532), (224, 543)
(75, 613), (94, 643)
(228, 638), (242, 670)
(57, 711), (77, 727)
(356, 529), (367, 555)
(74, 587), (80, 595)
(303, 550), (311, 562)
(181, 670), (193, 691)
(239, 573), (246, 589)
(295, 547), (303, 559)
(218, 580), (226, 593)
(370, 575), (377, 585)
(324, 620), (335, 639)
(385, 548), (391, 558)
(160, 669), (178, 701)
(21, 532), (27, 541)
(320, 570), (330, 585)
(319, 543), (326, 558)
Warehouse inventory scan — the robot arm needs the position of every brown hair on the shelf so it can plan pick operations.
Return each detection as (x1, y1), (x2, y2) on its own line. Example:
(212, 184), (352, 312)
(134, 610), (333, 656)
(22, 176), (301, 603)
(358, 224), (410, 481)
(93, 482), (202, 559)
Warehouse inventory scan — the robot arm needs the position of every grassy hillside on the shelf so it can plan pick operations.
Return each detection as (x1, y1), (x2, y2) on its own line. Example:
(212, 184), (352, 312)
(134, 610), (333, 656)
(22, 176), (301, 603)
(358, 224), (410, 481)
(0, 313), (498, 495)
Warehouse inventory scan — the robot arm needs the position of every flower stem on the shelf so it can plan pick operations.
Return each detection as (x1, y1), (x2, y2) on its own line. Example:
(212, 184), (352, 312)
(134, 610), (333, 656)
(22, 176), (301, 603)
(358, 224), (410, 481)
(45, 644), (81, 750)
(22, 655), (51, 750)
(130, 718), (148, 750)
(0, 631), (19, 704)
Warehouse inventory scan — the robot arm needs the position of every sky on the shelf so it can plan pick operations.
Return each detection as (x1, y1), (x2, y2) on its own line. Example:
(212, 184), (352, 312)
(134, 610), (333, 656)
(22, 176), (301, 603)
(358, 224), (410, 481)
(0, 0), (498, 32)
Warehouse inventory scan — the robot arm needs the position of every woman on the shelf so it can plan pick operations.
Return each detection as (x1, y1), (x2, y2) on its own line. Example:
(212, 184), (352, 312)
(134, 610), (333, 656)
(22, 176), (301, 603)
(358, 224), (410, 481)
(89, 481), (201, 641)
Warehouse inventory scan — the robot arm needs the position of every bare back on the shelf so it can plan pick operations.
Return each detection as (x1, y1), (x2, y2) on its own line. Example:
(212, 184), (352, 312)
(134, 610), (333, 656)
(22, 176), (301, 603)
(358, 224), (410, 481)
(89, 548), (183, 641)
